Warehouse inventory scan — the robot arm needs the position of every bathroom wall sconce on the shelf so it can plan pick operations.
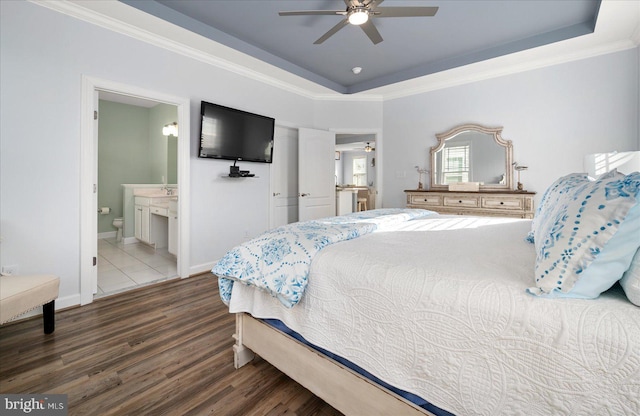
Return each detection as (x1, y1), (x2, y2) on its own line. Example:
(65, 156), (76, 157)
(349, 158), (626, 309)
(162, 122), (178, 137)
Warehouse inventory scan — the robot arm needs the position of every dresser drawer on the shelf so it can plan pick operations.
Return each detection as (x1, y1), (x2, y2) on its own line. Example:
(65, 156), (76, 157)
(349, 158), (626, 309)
(405, 190), (535, 218)
(481, 196), (523, 210)
(410, 194), (442, 206)
(443, 196), (478, 208)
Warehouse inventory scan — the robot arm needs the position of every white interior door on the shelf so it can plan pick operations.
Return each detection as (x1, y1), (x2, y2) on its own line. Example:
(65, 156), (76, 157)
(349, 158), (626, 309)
(80, 83), (100, 304)
(298, 127), (335, 221)
(270, 126), (299, 228)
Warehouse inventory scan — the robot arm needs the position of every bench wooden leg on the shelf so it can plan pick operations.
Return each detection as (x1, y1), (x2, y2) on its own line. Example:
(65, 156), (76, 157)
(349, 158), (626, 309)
(43, 300), (55, 334)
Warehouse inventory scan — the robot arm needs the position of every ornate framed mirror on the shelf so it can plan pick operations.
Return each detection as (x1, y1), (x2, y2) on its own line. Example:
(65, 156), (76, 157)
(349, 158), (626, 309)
(430, 124), (513, 191)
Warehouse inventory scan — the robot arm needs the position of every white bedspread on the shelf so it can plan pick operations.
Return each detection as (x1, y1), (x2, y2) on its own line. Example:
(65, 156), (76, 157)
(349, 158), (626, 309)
(229, 216), (640, 415)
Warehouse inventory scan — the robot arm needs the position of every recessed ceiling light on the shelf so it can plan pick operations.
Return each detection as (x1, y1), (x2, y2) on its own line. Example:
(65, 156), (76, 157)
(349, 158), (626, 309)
(352, 67), (362, 75)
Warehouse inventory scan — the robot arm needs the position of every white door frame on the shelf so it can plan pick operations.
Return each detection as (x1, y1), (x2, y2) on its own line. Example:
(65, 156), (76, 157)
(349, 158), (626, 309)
(80, 75), (191, 305)
(332, 128), (383, 209)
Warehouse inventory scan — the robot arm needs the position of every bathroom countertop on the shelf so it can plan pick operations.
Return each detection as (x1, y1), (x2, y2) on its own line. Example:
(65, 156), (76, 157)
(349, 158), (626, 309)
(134, 194), (178, 210)
(134, 190), (177, 197)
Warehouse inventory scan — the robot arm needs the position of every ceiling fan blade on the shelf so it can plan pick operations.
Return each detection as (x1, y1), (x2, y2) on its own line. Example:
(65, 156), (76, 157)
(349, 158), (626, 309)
(360, 20), (383, 45)
(375, 6), (439, 17)
(279, 10), (346, 17)
(314, 19), (350, 44)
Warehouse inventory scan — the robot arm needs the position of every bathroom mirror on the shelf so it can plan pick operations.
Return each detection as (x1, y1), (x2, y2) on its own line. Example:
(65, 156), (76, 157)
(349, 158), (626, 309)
(430, 124), (513, 191)
(167, 136), (178, 184)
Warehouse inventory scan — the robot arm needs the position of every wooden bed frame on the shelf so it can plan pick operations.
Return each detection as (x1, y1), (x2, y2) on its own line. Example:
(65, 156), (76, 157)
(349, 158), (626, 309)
(233, 313), (435, 416)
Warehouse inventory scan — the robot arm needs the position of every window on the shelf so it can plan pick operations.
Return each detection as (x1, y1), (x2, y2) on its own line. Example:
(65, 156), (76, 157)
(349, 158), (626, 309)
(441, 144), (470, 184)
(353, 157), (367, 186)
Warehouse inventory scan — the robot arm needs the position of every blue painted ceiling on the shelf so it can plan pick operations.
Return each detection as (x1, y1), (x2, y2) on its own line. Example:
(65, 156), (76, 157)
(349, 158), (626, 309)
(121, 0), (601, 94)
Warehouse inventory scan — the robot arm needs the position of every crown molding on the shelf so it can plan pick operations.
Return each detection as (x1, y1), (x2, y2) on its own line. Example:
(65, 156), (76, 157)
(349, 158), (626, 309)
(29, 0), (639, 103)
(379, 39), (638, 102)
(29, 0), (349, 100)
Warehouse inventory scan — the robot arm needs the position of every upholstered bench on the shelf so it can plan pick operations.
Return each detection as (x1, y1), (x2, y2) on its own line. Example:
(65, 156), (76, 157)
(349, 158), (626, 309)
(0, 274), (60, 334)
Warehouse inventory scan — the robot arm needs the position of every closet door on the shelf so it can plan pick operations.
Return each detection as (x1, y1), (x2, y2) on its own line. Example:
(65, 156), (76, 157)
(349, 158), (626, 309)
(298, 127), (335, 222)
(270, 126), (299, 228)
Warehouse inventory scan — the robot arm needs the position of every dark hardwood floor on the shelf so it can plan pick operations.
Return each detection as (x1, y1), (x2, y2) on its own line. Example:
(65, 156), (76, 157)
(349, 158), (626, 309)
(0, 273), (343, 416)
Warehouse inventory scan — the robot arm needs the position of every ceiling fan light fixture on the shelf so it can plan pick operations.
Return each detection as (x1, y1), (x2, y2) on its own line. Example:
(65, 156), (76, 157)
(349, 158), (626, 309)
(364, 142), (373, 152)
(348, 8), (369, 25)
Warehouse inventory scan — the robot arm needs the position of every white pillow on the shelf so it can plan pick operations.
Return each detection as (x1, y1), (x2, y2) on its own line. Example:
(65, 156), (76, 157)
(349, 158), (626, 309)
(620, 248), (640, 306)
(528, 171), (640, 298)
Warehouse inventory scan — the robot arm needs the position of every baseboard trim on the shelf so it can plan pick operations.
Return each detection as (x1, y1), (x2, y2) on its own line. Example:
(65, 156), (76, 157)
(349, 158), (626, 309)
(190, 261), (217, 276)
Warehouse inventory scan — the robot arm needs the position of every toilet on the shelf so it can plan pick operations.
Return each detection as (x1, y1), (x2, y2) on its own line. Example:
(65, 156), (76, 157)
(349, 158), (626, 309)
(112, 217), (123, 242)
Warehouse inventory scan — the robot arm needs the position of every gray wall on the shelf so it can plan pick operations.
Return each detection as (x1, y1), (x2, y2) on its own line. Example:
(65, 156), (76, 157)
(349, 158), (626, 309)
(383, 47), (639, 208)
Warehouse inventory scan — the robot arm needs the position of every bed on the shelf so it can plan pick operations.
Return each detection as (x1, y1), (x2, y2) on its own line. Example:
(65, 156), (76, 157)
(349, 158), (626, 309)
(213, 172), (640, 416)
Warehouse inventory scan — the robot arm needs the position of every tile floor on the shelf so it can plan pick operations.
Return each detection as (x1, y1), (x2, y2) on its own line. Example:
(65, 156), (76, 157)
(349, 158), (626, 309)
(97, 237), (177, 298)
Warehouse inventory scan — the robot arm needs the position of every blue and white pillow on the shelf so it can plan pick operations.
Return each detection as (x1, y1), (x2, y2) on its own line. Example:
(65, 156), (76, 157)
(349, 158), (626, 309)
(528, 171), (640, 298)
(620, 248), (640, 306)
(526, 172), (590, 243)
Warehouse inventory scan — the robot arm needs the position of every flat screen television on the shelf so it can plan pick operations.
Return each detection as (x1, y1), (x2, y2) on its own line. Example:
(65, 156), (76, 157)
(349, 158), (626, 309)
(199, 101), (275, 163)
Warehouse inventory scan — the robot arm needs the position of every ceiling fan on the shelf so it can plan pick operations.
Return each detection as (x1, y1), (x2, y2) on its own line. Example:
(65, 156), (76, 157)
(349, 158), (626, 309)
(279, 0), (438, 45)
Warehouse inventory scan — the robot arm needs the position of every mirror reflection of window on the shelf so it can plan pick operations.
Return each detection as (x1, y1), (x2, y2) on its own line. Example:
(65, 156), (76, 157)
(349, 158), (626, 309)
(432, 124), (513, 190)
(353, 157), (367, 186)
(441, 143), (470, 184)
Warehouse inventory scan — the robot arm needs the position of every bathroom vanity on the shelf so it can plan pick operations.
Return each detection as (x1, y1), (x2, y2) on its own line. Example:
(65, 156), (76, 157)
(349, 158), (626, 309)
(131, 187), (178, 251)
(168, 199), (178, 255)
(135, 196), (169, 247)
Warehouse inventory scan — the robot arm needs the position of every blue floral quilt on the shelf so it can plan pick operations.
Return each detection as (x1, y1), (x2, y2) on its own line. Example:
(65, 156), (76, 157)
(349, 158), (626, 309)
(213, 209), (435, 308)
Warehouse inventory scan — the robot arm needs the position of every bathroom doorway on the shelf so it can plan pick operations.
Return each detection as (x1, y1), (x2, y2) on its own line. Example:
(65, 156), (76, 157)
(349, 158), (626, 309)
(96, 92), (179, 297)
(80, 76), (191, 305)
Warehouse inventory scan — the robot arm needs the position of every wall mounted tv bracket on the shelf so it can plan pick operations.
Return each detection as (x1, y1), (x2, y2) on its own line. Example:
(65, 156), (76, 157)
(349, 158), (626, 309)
(229, 160), (253, 177)
(229, 162), (240, 177)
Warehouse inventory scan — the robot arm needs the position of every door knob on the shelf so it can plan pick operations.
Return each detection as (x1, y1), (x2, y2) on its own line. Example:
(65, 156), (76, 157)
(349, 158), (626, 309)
(273, 192), (281, 196)
(300, 193), (310, 197)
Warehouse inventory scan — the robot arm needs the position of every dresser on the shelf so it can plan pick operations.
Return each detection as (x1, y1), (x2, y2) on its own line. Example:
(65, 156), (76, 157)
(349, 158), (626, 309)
(405, 190), (535, 218)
